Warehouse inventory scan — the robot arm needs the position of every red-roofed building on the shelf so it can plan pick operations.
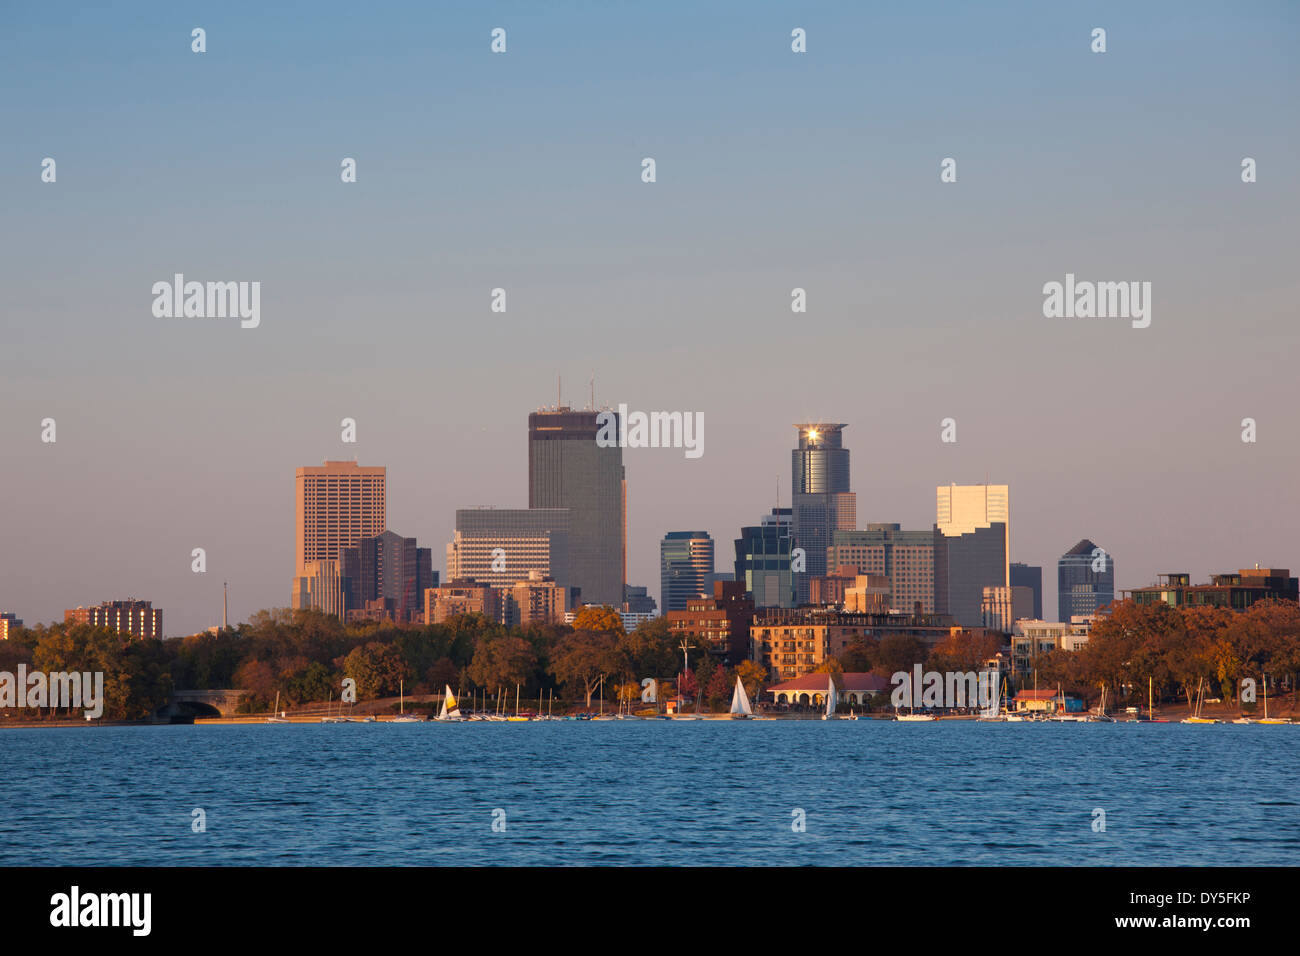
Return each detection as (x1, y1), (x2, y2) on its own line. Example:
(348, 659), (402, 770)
(766, 672), (891, 708)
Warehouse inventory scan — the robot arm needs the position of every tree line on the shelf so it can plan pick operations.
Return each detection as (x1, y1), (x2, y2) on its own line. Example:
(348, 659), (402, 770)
(0, 606), (763, 720)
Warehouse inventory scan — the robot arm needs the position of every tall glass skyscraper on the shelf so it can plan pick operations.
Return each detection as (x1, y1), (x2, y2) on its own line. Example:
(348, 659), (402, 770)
(734, 507), (796, 608)
(1058, 539), (1115, 622)
(660, 531), (714, 612)
(791, 424), (856, 604)
(528, 406), (625, 607)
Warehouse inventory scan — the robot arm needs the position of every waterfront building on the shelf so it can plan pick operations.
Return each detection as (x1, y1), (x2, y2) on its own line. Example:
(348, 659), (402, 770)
(1057, 539), (1116, 621)
(766, 672), (891, 708)
(791, 424), (856, 603)
(660, 531), (714, 613)
(1009, 618), (1093, 676)
(750, 607), (956, 681)
(528, 406), (625, 607)
(64, 599), (163, 640)
(1124, 568), (1297, 610)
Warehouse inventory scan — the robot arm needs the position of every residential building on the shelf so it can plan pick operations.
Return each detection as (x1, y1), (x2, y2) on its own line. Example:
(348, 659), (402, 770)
(0, 612), (21, 640)
(64, 600), (163, 640)
(665, 581), (755, 664)
(425, 578), (503, 624)
(1125, 568), (1298, 610)
(1008, 617), (1094, 675)
(750, 607), (956, 681)
(507, 571), (569, 627)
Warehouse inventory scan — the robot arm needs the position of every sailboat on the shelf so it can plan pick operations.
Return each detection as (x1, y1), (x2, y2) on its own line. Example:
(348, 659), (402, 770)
(1051, 683), (1088, 721)
(1091, 685), (1115, 722)
(821, 676), (838, 720)
(1182, 677), (1217, 723)
(1259, 674), (1289, 724)
(265, 691), (290, 723)
(321, 688), (346, 723)
(729, 675), (754, 719)
(435, 685), (467, 722)
(976, 671), (1005, 721)
(392, 679), (423, 722)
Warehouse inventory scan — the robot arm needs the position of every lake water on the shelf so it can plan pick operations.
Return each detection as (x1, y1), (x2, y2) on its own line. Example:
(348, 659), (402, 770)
(2, 721), (1297, 866)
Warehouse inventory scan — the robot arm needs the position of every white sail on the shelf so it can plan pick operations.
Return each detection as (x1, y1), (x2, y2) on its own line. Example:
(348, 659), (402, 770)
(730, 676), (753, 716)
(825, 676), (837, 717)
(442, 685), (461, 719)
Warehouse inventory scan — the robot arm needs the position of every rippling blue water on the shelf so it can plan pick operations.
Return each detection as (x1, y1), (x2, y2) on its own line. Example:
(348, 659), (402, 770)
(2, 721), (1297, 866)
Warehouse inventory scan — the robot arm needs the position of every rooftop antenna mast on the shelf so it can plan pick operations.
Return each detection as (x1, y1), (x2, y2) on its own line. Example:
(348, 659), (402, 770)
(222, 581), (228, 629)
(589, 371), (595, 411)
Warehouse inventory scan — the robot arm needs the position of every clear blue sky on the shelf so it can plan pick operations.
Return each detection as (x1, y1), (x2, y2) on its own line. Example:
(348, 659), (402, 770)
(2, 1), (1297, 633)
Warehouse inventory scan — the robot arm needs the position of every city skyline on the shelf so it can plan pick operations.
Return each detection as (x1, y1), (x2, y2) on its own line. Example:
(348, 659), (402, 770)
(3, 3), (1297, 634)
(6, 401), (1296, 635)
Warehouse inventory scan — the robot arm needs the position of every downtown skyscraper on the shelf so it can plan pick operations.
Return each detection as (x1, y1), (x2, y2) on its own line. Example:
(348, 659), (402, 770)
(1058, 539), (1115, 622)
(527, 406), (625, 607)
(791, 424), (856, 604)
(660, 531), (714, 613)
(933, 483), (1009, 627)
(293, 460), (387, 615)
(295, 460), (387, 573)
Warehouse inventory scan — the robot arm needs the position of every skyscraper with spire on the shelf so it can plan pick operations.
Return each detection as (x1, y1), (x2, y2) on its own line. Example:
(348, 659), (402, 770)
(790, 423), (856, 604)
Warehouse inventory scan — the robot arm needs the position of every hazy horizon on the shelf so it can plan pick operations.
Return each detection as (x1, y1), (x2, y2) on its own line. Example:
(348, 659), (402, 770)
(3, 1), (1298, 634)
